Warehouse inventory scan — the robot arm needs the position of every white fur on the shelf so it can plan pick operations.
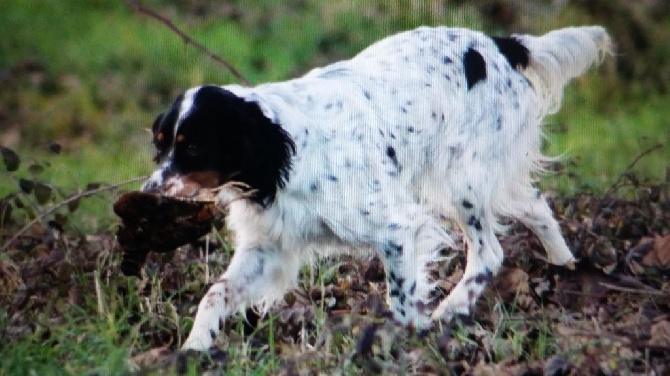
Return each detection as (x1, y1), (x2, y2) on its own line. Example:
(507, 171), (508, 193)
(177, 26), (612, 350)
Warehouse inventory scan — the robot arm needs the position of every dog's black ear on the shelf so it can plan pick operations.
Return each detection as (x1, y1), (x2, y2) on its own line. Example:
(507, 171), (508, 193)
(237, 99), (296, 205)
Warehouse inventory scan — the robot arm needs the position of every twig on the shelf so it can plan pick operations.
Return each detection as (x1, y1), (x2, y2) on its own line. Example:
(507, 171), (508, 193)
(124, 0), (250, 86)
(581, 142), (666, 247)
(601, 143), (664, 203)
(0, 176), (147, 252)
(94, 270), (107, 316)
(598, 282), (668, 297)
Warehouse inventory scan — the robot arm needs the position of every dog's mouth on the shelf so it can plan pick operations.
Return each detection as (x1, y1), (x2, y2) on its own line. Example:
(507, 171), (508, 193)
(146, 171), (223, 198)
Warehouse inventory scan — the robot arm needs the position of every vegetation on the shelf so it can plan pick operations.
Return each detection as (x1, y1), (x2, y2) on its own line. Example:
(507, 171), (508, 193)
(1, 0), (668, 374)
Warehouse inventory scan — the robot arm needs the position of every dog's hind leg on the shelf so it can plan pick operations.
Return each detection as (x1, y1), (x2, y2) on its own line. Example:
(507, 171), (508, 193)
(514, 189), (575, 266)
(431, 183), (504, 322)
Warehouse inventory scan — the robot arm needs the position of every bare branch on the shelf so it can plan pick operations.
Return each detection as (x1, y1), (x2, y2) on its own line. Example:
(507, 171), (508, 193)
(1, 176), (148, 252)
(601, 142), (664, 202)
(598, 282), (667, 297)
(124, 0), (250, 86)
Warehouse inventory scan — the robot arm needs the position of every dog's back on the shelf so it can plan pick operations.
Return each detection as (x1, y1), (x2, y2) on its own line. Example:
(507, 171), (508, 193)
(240, 26), (612, 231)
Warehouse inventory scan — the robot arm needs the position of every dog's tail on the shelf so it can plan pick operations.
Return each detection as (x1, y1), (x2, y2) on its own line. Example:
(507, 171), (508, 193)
(515, 26), (613, 115)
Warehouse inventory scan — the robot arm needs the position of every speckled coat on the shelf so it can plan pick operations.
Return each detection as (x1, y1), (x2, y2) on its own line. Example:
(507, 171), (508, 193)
(143, 26), (612, 351)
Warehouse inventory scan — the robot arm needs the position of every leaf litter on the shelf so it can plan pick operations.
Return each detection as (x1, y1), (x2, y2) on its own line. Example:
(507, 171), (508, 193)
(0, 178), (668, 374)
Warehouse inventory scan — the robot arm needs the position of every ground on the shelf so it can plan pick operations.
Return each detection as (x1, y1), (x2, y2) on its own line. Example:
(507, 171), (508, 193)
(1, 167), (668, 374)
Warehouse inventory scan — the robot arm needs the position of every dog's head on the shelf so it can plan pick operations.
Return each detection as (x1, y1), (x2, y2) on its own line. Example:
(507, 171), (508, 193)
(142, 85), (295, 205)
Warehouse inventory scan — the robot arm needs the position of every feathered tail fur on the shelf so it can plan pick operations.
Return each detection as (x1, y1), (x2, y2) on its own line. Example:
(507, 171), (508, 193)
(516, 26), (613, 115)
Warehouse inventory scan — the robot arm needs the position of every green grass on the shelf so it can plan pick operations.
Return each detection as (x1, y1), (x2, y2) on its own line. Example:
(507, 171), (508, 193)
(0, 277), (136, 375)
(543, 87), (669, 193)
(2, 0), (667, 200)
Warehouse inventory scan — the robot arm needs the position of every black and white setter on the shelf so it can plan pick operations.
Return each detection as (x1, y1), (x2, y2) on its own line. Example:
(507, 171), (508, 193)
(142, 26), (612, 350)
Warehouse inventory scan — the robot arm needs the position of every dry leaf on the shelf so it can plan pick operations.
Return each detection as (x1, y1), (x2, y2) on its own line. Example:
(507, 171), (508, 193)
(641, 234), (670, 268)
(130, 343), (173, 368)
(648, 321), (670, 347)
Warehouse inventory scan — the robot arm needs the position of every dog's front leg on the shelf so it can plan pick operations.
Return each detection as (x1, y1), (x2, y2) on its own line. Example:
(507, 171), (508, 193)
(181, 244), (299, 350)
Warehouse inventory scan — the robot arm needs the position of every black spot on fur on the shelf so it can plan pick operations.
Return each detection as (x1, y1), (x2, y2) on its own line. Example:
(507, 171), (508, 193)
(468, 215), (482, 231)
(463, 48), (487, 90)
(327, 174), (338, 182)
(492, 36), (530, 70)
(387, 242), (404, 257)
(462, 200), (474, 209)
(386, 146), (401, 171)
(387, 271), (405, 288)
(449, 145), (464, 160)
(363, 90), (371, 100)
(474, 269), (493, 284)
(443, 56), (453, 64)
(389, 271), (397, 282)
(408, 281), (417, 296)
(309, 182), (318, 192)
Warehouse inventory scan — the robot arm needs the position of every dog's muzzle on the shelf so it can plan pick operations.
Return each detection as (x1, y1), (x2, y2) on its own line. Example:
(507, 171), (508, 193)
(142, 168), (222, 198)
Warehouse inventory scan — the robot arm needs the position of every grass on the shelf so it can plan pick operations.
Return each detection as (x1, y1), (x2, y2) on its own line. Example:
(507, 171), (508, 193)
(1, 0), (669, 374)
(543, 80), (669, 193)
(2, 1), (667, 198)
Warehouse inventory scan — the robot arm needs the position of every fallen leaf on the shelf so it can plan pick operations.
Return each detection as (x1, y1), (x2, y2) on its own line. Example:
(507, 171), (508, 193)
(130, 342), (173, 368)
(648, 321), (670, 347)
(641, 234), (670, 268)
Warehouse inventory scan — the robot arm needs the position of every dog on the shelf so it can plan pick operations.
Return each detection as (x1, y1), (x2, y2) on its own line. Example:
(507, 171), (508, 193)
(142, 25), (612, 350)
